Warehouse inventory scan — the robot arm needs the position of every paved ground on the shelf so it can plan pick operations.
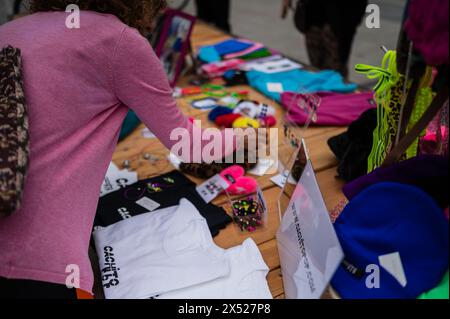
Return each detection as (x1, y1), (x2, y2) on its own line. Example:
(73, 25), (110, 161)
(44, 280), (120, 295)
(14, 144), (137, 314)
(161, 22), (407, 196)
(183, 0), (406, 85)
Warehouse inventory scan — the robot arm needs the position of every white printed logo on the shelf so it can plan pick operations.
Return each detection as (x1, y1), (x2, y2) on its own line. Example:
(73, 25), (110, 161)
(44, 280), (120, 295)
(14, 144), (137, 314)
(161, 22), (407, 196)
(65, 4), (80, 29)
(65, 264), (80, 289)
(365, 264), (381, 289)
(365, 4), (381, 29)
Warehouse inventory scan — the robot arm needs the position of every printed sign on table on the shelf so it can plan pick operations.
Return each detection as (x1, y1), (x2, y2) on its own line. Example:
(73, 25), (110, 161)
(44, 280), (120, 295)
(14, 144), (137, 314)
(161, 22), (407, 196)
(276, 160), (343, 299)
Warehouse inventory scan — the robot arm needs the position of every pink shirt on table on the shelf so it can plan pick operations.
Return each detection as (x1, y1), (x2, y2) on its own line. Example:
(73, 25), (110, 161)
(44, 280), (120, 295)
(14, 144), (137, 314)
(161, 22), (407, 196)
(0, 11), (233, 293)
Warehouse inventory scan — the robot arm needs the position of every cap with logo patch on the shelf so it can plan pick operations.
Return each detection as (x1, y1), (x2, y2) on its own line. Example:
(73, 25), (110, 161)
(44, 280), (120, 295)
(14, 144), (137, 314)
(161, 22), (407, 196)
(331, 182), (449, 299)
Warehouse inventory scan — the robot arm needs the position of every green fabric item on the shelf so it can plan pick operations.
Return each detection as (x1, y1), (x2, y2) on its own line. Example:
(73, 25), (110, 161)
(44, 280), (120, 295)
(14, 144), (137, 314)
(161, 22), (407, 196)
(418, 271), (449, 299)
(241, 48), (272, 61)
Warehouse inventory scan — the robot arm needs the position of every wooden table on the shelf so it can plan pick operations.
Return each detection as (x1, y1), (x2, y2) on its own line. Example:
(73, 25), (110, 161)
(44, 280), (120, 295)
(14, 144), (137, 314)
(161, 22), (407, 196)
(111, 22), (346, 299)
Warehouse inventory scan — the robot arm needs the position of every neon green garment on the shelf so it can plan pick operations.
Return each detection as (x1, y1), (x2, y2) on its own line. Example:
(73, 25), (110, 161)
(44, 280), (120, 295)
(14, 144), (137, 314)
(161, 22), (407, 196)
(418, 271), (449, 299)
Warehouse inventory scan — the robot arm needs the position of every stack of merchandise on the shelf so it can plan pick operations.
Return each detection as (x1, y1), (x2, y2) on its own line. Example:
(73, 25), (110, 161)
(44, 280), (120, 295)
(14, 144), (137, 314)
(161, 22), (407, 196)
(95, 171), (232, 237)
(93, 197), (272, 299)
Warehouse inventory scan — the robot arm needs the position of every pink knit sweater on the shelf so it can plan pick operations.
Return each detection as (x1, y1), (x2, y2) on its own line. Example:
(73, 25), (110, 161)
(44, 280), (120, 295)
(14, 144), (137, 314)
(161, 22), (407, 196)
(0, 11), (232, 293)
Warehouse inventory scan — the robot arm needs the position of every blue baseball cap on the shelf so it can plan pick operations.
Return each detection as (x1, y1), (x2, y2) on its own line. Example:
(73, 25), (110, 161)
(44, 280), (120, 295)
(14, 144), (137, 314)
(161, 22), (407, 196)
(331, 182), (449, 299)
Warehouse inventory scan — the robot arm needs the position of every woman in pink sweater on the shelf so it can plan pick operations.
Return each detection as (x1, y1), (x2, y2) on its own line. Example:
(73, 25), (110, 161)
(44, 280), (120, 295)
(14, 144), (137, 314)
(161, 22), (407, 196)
(0, 0), (236, 298)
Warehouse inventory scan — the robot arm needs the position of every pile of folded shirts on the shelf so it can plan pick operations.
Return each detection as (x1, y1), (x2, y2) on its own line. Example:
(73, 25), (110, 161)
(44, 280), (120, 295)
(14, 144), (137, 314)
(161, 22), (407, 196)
(94, 198), (272, 299)
(95, 171), (232, 237)
(198, 39), (276, 79)
(198, 39), (273, 64)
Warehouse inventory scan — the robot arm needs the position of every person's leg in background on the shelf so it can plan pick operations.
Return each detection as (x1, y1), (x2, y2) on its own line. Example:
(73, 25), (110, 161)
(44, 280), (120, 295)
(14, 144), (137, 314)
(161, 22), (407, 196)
(211, 0), (231, 33)
(304, 25), (327, 70)
(195, 0), (213, 24)
(195, 0), (231, 33)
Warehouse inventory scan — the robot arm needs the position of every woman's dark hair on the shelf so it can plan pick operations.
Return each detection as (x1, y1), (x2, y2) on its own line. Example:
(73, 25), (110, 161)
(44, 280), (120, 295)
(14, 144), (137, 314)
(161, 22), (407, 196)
(29, 0), (167, 34)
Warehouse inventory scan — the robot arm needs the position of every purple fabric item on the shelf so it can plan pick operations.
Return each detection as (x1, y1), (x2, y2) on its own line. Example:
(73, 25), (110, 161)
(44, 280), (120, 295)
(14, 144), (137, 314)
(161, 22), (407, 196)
(343, 155), (449, 210)
(281, 91), (376, 126)
(404, 0), (449, 65)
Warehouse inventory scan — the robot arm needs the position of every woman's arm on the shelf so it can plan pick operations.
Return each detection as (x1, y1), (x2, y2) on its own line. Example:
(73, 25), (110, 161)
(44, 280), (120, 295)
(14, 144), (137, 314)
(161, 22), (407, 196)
(111, 26), (236, 163)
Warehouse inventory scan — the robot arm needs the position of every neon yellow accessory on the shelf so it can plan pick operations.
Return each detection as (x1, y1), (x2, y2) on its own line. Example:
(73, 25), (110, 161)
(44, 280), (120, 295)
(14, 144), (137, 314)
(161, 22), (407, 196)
(355, 51), (403, 172)
(405, 66), (434, 159)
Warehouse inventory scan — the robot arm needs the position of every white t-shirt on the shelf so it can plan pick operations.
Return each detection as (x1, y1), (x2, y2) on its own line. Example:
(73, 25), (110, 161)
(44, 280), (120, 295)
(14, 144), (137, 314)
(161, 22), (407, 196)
(157, 238), (273, 299)
(93, 198), (230, 299)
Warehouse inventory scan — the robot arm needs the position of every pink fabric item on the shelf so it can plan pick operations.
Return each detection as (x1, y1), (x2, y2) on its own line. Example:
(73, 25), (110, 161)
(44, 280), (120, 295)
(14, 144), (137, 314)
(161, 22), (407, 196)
(0, 11), (235, 293)
(260, 115), (277, 127)
(445, 207), (449, 220)
(224, 42), (264, 60)
(201, 59), (244, 78)
(404, 0), (449, 65)
(220, 166), (258, 196)
(281, 91), (376, 126)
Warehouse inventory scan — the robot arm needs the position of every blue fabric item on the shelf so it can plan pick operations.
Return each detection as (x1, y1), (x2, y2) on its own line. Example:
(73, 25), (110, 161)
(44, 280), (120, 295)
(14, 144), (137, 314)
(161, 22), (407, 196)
(213, 39), (253, 56)
(198, 46), (221, 63)
(208, 106), (234, 122)
(246, 69), (357, 102)
(119, 111), (141, 141)
(332, 182), (449, 299)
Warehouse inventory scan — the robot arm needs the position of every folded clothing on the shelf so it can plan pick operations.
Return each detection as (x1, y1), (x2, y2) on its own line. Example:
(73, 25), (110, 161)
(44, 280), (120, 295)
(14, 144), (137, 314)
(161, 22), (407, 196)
(202, 59), (245, 79)
(94, 171), (232, 237)
(247, 69), (357, 102)
(281, 91), (376, 126)
(198, 46), (221, 63)
(342, 155), (450, 209)
(213, 39), (254, 56)
(224, 42), (265, 60)
(93, 199), (230, 299)
(332, 182), (449, 299)
(156, 238), (272, 299)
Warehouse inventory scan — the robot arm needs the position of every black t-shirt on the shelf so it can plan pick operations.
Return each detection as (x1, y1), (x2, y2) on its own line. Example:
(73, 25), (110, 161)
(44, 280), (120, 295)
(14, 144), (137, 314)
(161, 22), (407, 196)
(94, 171), (232, 237)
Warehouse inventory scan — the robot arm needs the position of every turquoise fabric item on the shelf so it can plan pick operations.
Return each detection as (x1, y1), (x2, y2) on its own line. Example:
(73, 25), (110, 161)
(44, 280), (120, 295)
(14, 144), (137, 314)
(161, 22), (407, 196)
(119, 110), (141, 141)
(198, 46), (221, 63)
(246, 69), (358, 102)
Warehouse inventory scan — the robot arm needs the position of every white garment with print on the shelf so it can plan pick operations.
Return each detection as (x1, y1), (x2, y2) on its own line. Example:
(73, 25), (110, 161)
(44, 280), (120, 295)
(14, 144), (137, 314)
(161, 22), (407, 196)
(93, 198), (230, 299)
(157, 238), (273, 299)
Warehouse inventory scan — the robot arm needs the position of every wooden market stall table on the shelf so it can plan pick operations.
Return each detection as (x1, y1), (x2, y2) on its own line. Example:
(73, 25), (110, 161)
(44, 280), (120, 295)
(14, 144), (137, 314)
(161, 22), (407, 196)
(108, 22), (347, 299)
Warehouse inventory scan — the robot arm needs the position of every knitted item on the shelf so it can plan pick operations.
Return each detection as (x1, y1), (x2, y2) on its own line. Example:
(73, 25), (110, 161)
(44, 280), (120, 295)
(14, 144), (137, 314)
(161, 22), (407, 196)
(260, 115), (277, 127)
(180, 149), (258, 179)
(232, 117), (260, 129)
(208, 106), (233, 122)
(220, 165), (258, 196)
(215, 113), (242, 128)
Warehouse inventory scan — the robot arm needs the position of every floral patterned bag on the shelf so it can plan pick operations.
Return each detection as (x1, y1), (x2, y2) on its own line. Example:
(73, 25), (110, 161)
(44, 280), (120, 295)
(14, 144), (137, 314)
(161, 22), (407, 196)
(0, 46), (29, 218)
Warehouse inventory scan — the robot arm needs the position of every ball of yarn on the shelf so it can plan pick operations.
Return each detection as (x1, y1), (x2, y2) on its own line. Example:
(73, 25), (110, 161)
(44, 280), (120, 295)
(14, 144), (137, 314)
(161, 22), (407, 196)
(260, 115), (277, 127)
(232, 117), (260, 129)
(208, 106), (234, 122)
(216, 113), (243, 128)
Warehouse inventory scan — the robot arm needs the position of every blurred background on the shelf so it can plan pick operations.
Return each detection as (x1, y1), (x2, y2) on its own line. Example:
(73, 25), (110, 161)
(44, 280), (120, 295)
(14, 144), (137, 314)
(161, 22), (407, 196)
(180, 0), (406, 85)
(1, 0), (406, 85)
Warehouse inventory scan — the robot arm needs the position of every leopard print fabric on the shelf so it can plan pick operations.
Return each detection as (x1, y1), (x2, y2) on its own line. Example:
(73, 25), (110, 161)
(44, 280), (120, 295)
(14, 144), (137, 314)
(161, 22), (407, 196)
(180, 149), (258, 179)
(0, 46), (29, 218)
